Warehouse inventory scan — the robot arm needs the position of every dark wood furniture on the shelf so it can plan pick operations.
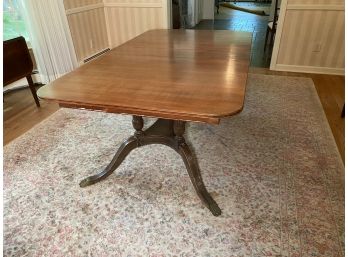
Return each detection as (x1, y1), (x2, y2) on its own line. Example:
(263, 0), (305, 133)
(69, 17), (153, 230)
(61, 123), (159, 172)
(4, 36), (40, 107)
(264, 0), (279, 52)
(172, 0), (181, 29)
(38, 29), (252, 216)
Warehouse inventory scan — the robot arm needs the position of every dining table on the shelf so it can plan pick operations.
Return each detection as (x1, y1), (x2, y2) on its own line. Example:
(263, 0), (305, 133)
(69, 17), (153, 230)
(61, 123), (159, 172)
(38, 29), (252, 216)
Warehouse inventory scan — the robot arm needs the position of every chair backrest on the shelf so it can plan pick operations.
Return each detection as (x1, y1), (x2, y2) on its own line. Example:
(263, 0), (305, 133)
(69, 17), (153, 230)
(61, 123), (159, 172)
(3, 36), (33, 86)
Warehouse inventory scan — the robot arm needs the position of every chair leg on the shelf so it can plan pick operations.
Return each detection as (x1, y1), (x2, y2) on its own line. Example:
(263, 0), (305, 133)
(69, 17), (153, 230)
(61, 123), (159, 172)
(264, 28), (270, 52)
(26, 75), (40, 107)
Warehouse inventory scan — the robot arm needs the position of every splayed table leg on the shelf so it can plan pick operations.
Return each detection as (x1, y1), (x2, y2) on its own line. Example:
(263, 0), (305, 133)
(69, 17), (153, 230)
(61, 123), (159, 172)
(80, 116), (222, 216)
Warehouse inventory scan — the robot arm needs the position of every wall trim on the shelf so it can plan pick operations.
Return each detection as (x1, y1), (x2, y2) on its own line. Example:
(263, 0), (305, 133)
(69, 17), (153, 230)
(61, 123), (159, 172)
(66, 3), (104, 15)
(65, 1), (164, 15)
(270, 0), (288, 70)
(274, 64), (344, 75)
(287, 4), (344, 11)
(162, 0), (171, 29)
(104, 3), (162, 8)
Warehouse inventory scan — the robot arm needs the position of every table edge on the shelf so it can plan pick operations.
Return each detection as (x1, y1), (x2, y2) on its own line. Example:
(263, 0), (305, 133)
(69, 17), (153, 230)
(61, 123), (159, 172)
(44, 99), (245, 124)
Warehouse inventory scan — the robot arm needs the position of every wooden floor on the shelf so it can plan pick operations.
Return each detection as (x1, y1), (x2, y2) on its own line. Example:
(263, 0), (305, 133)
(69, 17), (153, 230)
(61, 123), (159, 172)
(194, 3), (272, 68)
(4, 85), (59, 145)
(4, 70), (344, 161)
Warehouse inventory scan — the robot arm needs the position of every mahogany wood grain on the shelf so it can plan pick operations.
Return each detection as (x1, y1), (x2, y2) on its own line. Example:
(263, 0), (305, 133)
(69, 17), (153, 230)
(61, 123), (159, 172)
(38, 30), (252, 124)
(4, 36), (40, 107)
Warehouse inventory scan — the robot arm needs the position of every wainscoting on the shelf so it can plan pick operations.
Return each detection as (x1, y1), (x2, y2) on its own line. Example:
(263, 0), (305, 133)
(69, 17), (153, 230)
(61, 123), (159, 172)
(63, 0), (168, 62)
(65, 5), (109, 62)
(271, 0), (344, 75)
(104, 1), (167, 48)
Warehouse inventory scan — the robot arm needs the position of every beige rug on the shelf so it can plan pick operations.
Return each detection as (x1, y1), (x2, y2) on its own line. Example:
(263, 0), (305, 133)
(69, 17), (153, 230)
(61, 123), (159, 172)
(215, 4), (270, 20)
(4, 74), (344, 256)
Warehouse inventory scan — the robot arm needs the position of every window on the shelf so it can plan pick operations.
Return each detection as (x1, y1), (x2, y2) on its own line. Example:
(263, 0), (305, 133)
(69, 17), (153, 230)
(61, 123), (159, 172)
(3, 0), (29, 41)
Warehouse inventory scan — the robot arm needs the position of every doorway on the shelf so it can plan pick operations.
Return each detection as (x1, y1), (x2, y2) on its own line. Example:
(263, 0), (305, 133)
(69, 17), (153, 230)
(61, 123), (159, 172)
(217, 1), (272, 67)
(171, 0), (278, 68)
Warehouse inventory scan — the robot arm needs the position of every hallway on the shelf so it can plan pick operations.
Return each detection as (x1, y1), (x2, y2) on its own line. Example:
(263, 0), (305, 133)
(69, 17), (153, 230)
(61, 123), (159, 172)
(194, 2), (272, 68)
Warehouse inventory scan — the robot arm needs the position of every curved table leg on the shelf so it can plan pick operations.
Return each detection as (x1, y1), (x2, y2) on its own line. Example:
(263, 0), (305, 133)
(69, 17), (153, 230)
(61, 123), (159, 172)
(79, 117), (222, 216)
(79, 136), (138, 187)
(177, 143), (222, 216)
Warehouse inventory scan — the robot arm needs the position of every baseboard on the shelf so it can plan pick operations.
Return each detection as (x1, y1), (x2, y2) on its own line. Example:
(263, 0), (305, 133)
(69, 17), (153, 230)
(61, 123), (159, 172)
(273, 64), (344, 76)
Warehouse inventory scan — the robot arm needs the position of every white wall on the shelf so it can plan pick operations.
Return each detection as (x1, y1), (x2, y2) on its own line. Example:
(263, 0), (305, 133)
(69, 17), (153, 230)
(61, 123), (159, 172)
(202, 0), (214, 19)
(195, 0), (203, 24)
(188, 0), (204, 27)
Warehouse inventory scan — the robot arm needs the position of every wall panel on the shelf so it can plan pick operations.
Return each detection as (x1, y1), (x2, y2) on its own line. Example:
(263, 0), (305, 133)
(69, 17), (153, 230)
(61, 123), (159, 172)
(272, 1), (344, 74)
(105, 5), (164, 48)
(64, 0), (103, 10)
(287, 0), (343, 5)
(66, 7), (109, 61)
(277, 10), (344, 68)
(104, 0), (162, 4)
(64, 0), (167, 62)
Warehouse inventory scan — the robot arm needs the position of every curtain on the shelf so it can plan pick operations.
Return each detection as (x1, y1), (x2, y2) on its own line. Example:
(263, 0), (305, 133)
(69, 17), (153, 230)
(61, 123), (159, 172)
(20, 0), (78, 84)
(179, 0), (202, 28)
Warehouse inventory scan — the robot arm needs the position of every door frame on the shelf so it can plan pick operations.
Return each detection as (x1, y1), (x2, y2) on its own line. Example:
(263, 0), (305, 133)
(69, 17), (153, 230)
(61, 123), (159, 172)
(270, 0), (288, 70)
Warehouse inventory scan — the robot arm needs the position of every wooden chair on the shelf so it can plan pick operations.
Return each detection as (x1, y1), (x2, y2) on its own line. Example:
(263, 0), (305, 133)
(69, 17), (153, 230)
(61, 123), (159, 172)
(4, 36), (40, 107)
(264, 0), (279, 52)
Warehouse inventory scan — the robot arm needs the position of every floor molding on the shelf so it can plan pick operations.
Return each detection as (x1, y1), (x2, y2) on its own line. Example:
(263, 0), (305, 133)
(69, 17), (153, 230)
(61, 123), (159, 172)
(273, 64), (344, 76)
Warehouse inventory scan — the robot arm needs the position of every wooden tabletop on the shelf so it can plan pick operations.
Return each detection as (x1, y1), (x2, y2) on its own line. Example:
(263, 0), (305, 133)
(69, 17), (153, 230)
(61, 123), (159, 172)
(38, 29), (252, 124)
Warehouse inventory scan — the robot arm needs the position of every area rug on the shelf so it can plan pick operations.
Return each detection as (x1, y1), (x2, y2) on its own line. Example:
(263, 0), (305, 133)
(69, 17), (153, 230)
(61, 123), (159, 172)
(215, 4), (270, 20)
(220, 3), (267, 16)
(4, 74), (344, 257)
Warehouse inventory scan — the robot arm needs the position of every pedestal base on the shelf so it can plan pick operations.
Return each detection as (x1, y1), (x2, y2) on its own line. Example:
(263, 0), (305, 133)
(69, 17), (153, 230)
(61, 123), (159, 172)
(80, 116), (222, 216)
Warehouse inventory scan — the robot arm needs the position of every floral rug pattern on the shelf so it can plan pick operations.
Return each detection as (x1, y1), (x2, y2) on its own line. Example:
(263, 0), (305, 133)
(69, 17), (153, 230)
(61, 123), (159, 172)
(4, 74), (344, 257)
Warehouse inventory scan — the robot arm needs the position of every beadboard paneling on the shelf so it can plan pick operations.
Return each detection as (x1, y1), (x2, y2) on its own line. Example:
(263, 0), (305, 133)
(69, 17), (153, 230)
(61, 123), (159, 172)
(105, 2), (166, 48)
(66, 7), (109, 61)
